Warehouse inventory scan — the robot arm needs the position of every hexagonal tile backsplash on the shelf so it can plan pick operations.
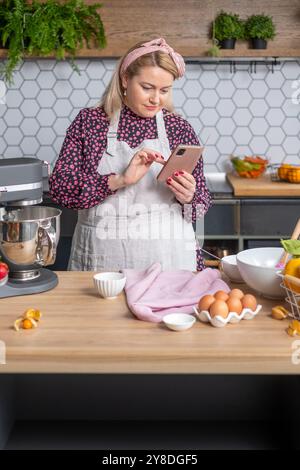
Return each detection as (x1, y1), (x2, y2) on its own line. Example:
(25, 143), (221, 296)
(0, 59), (300, 172)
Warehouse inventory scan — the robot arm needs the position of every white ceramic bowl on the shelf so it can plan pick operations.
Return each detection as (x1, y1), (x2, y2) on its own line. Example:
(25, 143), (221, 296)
(162, 313), (196, 331)
(221, 254), (244, 283)
(236, 247), (284, 299)
(0, 275), (8, 287)
(93, 272), (126, 299)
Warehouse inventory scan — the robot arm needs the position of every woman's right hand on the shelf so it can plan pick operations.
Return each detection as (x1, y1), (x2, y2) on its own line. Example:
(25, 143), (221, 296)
(122, 148), (165, 186)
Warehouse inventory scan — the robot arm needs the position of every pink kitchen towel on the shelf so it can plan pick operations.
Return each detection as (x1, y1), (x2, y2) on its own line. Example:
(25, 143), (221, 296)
(122, 262), (230, 323)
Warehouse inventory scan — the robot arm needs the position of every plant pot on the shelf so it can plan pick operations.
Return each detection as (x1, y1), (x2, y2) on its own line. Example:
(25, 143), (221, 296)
(251, 38), (267, 49)
(219, 38), (236, 49)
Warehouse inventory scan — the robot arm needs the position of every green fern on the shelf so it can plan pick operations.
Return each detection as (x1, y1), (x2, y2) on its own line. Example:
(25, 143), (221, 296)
(0, 0), (106, 84)
(0, 0), (29, 83)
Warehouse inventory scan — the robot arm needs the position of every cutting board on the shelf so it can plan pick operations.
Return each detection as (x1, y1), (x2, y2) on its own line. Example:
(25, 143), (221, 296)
(227, 172), (300, 197)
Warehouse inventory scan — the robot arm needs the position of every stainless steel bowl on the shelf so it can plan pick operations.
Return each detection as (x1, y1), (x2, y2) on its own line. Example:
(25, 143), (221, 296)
(0, 206), (61, 279)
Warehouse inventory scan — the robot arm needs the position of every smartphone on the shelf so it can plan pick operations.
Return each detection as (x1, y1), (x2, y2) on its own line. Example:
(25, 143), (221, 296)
(157, 145), (204, 182)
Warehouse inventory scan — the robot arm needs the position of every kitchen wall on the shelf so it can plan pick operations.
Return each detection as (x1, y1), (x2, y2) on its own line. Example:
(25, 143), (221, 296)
(0, 58), (299, 173)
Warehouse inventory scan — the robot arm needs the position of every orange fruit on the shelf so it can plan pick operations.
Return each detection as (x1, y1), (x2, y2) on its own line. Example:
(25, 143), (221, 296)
(22, 319), (34, 329)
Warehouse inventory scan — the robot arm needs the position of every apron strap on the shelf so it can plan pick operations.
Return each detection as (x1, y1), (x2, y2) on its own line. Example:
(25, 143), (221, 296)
(106, 109), (121, 156)
(156, 110), (170, 156)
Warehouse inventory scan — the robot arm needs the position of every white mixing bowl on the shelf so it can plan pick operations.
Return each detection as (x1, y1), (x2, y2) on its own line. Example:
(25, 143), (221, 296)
(236, 247), (284, 299)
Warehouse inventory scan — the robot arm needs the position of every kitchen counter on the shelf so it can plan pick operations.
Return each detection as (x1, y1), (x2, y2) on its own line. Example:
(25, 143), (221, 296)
(0, 271), (299, 375)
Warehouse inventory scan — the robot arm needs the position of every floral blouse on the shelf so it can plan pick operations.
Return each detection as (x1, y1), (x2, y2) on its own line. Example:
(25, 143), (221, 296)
(49, 105), (212, 270)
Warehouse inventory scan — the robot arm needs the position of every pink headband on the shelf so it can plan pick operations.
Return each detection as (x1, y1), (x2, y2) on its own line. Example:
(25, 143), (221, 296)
(120, 37), (185, 78)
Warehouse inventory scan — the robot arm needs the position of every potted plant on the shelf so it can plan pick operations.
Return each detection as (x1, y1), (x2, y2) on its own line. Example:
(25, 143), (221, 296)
(244, 14), (276, 49)
(213, 10), (244, 49)
(0, 0), (106, 84)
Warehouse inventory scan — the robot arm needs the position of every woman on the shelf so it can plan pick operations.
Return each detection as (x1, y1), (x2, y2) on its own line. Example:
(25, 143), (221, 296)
(50, 37), (212, 271)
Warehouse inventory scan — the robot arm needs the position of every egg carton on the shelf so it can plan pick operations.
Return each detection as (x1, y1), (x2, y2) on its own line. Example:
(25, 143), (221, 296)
(193, 305), (262, 328)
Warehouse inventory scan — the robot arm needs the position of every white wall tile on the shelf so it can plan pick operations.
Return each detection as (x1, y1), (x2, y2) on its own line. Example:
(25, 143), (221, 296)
(20, 99), (40, 117)
(249, 136), (268, 154)
(216, 80), (235, 98)
(4, 109), (23, 126)
(266, 127), (285, 145)
(266, 109), (285, 126)
(183, 80), (202, 98)
(282, 62), (300, 80)
(283, 136), (300, 154)
(249, 80), (268, 98)
(200, 90), (218, 107)
(249, 118), (268, 136)
(21, 136), (39, 154)
(233, 108), (252, 126)
(183, 98), (202, 117)
(20, 118), (39, 136)
(216, 118), (235, 136)
(265, 89), (285, 107)
(232, 89), (252, 107)
(233, 127), (252, 145)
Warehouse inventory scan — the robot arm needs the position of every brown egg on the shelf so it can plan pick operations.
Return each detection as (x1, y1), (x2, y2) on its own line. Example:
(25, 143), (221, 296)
(214, 290), (229, 301)
(198, 294), (215, 312)
(226, 296), (243, 314)
(241, 294), (257, 311)
(229, 288), (244, 299)
(209, 300), (229, 318)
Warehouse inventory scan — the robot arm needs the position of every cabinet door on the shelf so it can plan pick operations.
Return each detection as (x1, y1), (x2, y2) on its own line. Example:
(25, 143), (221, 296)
(201, 200), (240, 236)
(241, 199), (300, 236)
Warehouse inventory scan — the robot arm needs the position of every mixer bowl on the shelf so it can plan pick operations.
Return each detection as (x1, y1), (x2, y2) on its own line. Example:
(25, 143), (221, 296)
(0, 206), (61, 275)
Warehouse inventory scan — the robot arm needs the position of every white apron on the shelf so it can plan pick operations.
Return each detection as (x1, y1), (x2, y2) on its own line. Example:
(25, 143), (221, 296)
(68, 108), (197, 271)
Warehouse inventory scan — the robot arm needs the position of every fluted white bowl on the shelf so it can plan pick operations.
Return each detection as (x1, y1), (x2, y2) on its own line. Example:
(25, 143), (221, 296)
(221, 254), (244, 283)
(93, 272), (126, 299)
(0, 274), (8, 287)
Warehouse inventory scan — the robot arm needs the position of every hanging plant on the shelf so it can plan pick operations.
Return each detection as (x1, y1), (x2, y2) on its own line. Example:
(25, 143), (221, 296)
(207, 21), (221, 57)
(0, 0), (30, 83)
(0, 0), (106, 84)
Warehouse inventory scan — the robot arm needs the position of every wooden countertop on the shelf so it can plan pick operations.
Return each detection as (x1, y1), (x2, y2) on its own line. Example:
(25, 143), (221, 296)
(227, 173), (300, 197)
(0, 272), (299, 375)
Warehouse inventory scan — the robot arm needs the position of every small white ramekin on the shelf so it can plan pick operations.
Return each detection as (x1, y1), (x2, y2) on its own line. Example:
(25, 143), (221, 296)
(93, 272), (126, 299)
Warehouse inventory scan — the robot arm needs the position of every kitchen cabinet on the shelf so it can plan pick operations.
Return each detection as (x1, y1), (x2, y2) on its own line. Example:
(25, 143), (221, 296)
(2, 271), (295, 375)
(201, 197), (300, 257)
(0, 271), (300, 449)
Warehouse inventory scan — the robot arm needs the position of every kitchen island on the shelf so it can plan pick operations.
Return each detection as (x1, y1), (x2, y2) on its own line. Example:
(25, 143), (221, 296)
(0, 271), (299, 375)
(0, 271), (300, 449)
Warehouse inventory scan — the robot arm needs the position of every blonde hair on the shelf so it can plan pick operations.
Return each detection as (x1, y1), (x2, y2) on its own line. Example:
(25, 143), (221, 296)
(97, 40), (180, 121)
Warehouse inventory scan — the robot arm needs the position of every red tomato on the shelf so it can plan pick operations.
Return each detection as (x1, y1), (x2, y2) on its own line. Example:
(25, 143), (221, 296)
(0, 262), (9, 280)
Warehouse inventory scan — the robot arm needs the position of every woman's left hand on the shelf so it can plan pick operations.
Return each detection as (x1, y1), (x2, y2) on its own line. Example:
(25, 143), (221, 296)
(166, 170), (196, 204)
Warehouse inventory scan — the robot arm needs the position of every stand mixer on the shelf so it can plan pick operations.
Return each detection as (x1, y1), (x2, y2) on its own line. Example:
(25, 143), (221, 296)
(0, 157), (61, 298)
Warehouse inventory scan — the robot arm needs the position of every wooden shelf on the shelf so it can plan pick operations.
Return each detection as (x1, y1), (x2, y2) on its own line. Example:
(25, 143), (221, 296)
(0, 47), (299, 60)
(0, 0), (299, 60)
